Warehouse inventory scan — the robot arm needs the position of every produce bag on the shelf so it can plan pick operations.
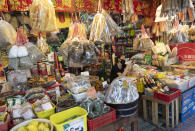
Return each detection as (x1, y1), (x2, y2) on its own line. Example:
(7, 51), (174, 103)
(7, 70), (27, 92)
(67, 76), (91, 94)
(0, 19), (17, 48)
(30, 0), (57, 32)
(37, 37), (49, 54)
(19, 56), (33, 69)
(8, 58), (19, 70)
(105, 77), (139, 104)
(26, 42), (45, 63)
(89, 0), (121, 43)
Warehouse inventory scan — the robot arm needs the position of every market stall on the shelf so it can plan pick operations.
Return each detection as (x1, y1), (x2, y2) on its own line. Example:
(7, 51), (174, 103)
(0, 0), (195, 131)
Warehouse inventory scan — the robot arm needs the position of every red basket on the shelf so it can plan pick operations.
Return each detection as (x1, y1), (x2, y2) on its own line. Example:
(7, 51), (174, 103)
(87, 108), (116, 131)
(154, 87), (181, 102)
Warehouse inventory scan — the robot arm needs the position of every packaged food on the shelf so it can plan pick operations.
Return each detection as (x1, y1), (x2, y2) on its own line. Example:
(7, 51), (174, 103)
(105, 77), (139, 104)
(30, 0), (57, 32)
(0, 19), (17, 48)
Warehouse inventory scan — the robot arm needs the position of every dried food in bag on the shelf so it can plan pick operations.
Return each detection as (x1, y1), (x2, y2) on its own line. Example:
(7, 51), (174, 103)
(0, 19), (17, 48)
(30, 0), (57, 32)
(7, 70), (27, 88)
(8, 58), (19, 70)
(105, 76), (139, 104)
(67, 76), (91, 94)
(19, 56), (33, 69)
(37, 37), (49, 54)
(25, 87), (45, 98)
(26, 42), (45, 63)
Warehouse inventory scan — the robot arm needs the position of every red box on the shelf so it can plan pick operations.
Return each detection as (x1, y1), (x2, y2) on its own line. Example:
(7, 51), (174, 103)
(87, 108), (116, 131)
(154, 87), (181, 102)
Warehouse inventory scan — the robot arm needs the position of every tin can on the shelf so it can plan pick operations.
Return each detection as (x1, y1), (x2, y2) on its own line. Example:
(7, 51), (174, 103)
(38, 62), (47, 76)
(31, 65), (38, 77)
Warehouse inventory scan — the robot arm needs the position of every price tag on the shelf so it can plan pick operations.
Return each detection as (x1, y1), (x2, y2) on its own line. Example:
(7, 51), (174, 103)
(123, 80), (128, 88)
(87, 87), (97, 99)
(55, 86), (61, 97)
(102, 81), (108, 89)
(81, 71), (89, 77)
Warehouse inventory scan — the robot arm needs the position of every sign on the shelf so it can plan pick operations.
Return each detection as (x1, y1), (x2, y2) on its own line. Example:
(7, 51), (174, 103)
(102, 81), (108, 89)
(170, 43), (195, 62)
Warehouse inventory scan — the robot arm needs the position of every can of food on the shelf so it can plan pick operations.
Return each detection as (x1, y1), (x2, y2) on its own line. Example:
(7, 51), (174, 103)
(31, 65), (38, 77)
(38, 62), (47, 76)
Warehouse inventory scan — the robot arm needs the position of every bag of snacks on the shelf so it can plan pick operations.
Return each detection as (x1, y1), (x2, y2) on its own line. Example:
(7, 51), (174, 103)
(37, 37), (49, 54)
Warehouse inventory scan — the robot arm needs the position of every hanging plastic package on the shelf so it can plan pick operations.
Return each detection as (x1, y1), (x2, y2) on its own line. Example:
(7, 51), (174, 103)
(30, 0), (57, 32)
(37, 37), (49, 54)
(26, 42), (45, 63)
(0, 18), (17, 48)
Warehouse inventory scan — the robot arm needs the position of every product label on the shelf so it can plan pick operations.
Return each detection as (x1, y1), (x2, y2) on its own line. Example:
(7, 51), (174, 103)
(63, 118), (85, 131)
(102, 81), (108, 89)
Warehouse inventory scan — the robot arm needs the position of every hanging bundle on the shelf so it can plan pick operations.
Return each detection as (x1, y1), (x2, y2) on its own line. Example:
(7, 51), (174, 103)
(59, 13), (100, 67)
(8, 29), (33, 70)
(89, 0), (121, 43)
(0, 13), (17, 48)
(30, 0), (57, 32)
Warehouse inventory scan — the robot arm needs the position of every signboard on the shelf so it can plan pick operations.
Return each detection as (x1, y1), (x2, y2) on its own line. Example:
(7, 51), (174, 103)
(170, 43), (195, 61)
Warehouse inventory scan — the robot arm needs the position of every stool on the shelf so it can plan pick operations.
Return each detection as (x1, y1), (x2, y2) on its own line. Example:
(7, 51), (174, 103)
(142, 95), (179, 128)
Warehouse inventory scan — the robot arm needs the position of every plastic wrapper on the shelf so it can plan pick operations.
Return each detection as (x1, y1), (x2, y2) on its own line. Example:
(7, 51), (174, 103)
(19, 56), (33, 69)
(37, 37), (49, 54)
(0, 20), (17, 48)
(80, 97), (110, 119)
(68, 39), (84, 63)
(89, 12), (111, 43)
(17, 46), (28, 57)
(30, 0), (57, 32)
(67, 76), (91, 94)
(26, 42), (45, 63)
(9, 45), (18, 58)
(105, 77), (139, 104)
(7, 70), (27, 90)
(139, 38), (154, 51)
(8, 58), (19, 70)
(25, 87), (45, 98)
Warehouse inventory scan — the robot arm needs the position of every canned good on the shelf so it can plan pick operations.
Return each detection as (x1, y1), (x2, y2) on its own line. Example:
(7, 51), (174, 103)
(31, 65), (38, 77)
(38, 62), (47, 76)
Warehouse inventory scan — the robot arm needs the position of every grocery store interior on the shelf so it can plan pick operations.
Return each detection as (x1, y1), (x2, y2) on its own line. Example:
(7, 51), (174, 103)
(0, 0), (195, 131)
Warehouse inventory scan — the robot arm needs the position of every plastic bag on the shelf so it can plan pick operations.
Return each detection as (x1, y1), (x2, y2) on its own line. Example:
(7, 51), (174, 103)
(26, 42), (45, 63)
(0, 19), (17, 48)
(8, 58), (19, 70)
(9, 45), (19, 58)
(105, 77), (139, 104)
(19, 56), (33, 69)
(30, 0), (57, 32)
(67, 76), (91, 94)
(37, 37), (49, 54)
(17, 46), (28, 57)
(7, 70), (27, 92)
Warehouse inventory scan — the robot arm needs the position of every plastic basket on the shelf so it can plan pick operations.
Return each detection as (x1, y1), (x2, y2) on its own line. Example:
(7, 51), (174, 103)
(10, 119), (53, 131)
(154, 87), (181, 102)
(32, 103), (55, 119)
(0, 107), (10, 131)
(87, 108), (116, 131)
(50, 107), (88, 131)
(136, 82), (144, 93)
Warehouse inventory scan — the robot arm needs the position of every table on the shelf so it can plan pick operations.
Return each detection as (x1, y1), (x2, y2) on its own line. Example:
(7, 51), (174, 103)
(95, 113), (138, 131)
(142, 95), (179, 128)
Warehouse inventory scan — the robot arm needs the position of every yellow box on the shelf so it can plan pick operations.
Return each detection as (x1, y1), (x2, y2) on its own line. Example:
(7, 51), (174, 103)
(32, 103), (55, 119)
(50, 107), (88, 131)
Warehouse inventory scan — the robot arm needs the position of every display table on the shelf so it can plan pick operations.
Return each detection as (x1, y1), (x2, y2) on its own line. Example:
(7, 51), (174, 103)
(94, 113), (138, 131)
(142, 95), (179, 128)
